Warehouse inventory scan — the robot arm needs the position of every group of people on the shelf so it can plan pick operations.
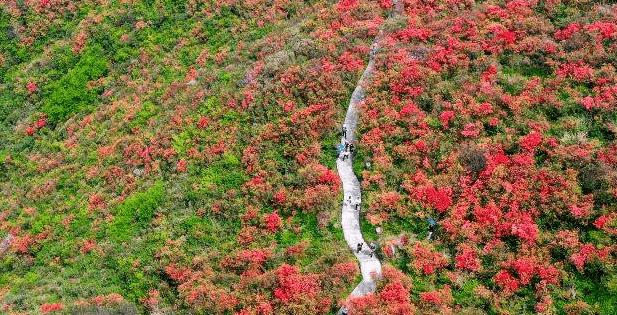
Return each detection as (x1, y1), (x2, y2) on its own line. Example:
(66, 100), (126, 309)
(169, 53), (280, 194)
(346, 195), (361, 210)
(340, 125), (355, 161)
(356, 242), (377, 257)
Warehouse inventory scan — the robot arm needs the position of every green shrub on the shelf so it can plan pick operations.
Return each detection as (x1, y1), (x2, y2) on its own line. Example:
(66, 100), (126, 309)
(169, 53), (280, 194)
(42, 45), (109, 124)
(107, 182), (164, 242)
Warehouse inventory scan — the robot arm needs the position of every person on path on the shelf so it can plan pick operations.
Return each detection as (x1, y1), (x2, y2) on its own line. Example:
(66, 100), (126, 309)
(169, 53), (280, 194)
(369, 242), (377, 257)
(349, 143), (355, 154)
(356, 242), (363, 253)
(347, 195), (352, 205)
(355, 196), (361, 210)
(342, 125), (347, 139)
(342, 151), (349, 161)
(336, 143), (345, 156)
(345, 141), (349, 152)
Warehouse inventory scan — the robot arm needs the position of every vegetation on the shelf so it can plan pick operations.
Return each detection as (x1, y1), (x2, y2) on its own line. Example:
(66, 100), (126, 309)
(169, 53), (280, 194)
(0, 0), (616, 314)
(0, 0), (379, 313)
(346, 0), (617, 314)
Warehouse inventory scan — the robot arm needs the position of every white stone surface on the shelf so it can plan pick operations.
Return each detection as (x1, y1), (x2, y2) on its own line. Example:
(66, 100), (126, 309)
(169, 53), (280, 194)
(336, 57), (381, 299)
(336, 0), (403, 305)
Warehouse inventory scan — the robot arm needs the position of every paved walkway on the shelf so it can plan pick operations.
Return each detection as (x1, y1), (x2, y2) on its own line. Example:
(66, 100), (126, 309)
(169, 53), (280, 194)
(337, 56), (381, 297)
(336, 2), (403, 309)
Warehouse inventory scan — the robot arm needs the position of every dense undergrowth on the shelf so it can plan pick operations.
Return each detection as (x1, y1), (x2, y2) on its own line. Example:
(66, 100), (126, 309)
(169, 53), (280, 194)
(0, 0), (385, 313)
(347, 0), (617, 314)
(1, 0), (617, 314)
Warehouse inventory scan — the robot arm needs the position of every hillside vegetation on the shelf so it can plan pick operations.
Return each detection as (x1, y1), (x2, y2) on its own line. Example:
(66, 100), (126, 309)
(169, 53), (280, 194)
(346, 0), (617, 314)
(0, 0), (616, 314)
(0, 0), (383, 313)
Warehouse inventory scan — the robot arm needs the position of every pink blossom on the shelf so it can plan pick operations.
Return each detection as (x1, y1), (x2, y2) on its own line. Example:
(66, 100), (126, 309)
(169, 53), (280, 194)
(580, 96), (595, 110)
(461, 123), (481, 137)
(519, 132), (542, 151)
(439, 110), (455, 129)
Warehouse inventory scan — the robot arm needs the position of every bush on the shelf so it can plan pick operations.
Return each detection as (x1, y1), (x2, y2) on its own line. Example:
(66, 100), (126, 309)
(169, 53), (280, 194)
(577, 163), (609, 194)
(42, 45), (109, 124)
(458, 146), (486, 179)
(63, 303), (139, 315)
(107, 182), (164, 242)
(263, 50), (295, 78)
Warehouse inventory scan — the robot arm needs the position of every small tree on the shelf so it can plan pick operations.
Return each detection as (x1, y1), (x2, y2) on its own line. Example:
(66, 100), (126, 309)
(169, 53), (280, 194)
(458, 145), (486, 181)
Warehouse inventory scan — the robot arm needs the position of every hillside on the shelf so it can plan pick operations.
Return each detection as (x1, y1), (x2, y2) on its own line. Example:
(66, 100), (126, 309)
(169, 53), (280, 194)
(1, 0), (617, 314)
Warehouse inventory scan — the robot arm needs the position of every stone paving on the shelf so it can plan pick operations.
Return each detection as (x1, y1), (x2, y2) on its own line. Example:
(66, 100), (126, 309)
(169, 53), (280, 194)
(336, 58), (381, 299)
(336, 2), (402, 311)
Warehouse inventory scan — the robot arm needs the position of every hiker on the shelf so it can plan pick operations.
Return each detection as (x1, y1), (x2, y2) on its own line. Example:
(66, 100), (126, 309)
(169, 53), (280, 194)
(345, 141), (349, 152)
(369, 243), (377, 257)
(356, 242), (363, 253)
(370, 43), (379, 57)
(349, 143), (355, 154)
(355, 196), (361, 210)
(342, 125), (347, 139)
(342, 152), (349, 161)
(427, 217), (438, 240)
(347, 195), (352, 205)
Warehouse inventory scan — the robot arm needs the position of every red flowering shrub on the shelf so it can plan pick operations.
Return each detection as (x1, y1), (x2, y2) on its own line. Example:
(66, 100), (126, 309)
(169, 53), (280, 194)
(273, 189), (287, 205)
(585, 22), (617, 40)
(339, 51), (364, 72)
(419, 285), (452, 306)
(497, 30), (517, 44)
(88, 194), (106, 211)
(520, 132), (542, 151)
(80, 239), (96, 254)
(409, 184), (453, 213)
(554, 23), (581, 40)
(40, 303), (63, 313)
(347, 265), (416, 315)
(439, 110), (455, 129)
(407, 241), (449, 275)
(461, 123), (481, 138)
(337, 0), (358, 12)
(273, 264), (319, 304)
(36, 118), (47, 129)
(26, 81), (38, 93)
(177, 158), (187, 172)
(455, 244), (480, 271)
(511, 257), (536, 285)
(264, 212), (282, 233)
(494, 270), (519, 295)
(197, 116), (209, 129)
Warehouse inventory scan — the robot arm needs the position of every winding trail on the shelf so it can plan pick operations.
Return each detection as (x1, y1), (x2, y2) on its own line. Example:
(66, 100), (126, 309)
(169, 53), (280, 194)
(337, 55), (381, 296)
(337, 3), (403, 304)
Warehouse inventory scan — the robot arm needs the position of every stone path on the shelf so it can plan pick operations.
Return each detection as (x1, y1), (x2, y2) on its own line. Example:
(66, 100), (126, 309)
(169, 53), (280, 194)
(336, 56), (381, 298)
(336, 3), (403, 310)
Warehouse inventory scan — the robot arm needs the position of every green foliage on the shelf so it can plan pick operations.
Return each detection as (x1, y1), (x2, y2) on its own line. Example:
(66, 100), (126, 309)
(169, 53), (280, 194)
(453, 279), (482, 307)
(106, 182), (164, 242)
(571, 268), (617, 315)
(499, 51), (552, 78)
(199, 157), (247, 191)
(42, 45), (109, 124)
